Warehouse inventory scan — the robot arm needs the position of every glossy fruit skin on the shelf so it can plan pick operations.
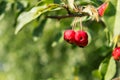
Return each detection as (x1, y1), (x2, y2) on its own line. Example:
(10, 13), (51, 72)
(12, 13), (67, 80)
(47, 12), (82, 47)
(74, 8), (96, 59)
(98, 2), (109, 16)
(64, 30), (75, 44)
(112, 47), (120, 61)
(75, 30), (88, 47)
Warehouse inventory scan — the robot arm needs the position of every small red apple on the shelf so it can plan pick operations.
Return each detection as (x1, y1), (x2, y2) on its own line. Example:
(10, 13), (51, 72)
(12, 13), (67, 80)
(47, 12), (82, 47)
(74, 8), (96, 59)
(112, 47), (120, 61)
(64, 30), (75, 44)
(75, 30), (88, 47)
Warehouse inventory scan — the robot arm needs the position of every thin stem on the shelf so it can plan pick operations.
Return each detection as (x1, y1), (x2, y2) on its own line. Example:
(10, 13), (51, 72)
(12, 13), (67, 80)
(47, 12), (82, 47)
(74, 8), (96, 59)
(71, 19), (75, 30)
(112, 35), (119, 50)
(79, 18), (83, 30)
(71, 17), (77, 30)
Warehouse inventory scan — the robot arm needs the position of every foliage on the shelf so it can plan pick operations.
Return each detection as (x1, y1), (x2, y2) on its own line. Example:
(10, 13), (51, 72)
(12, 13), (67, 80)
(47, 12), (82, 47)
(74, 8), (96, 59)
(0, 0), (120, 80)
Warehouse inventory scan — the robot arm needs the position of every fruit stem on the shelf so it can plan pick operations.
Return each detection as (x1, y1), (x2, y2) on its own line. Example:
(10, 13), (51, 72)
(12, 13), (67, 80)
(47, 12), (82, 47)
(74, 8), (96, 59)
(113, 35), (119, 50)
(79, 17), (83, 30)
(71, 17), (78, 30)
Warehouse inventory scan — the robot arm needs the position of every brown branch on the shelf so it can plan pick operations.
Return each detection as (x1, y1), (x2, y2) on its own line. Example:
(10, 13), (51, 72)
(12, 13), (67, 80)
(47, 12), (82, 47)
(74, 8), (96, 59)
(46, 14), (87, 20)
(46, 4), (89, 20)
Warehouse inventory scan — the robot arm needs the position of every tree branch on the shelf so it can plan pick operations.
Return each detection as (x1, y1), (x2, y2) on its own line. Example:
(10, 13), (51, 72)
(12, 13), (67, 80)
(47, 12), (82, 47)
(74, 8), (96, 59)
(46, 14), (87, 20)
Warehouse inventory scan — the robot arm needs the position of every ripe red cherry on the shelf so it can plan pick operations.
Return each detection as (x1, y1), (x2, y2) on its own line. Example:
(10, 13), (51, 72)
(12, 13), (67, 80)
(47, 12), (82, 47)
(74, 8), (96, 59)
(98, 2), (109, 16)
(112, 47), (120, 61)
(75, 30), (88, 47)
(64, 30), (75, 44)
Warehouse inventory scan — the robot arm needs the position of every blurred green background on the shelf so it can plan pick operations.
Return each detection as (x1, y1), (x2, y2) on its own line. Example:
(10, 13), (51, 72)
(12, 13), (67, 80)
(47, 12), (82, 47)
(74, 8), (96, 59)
(0, 0), (119, 80)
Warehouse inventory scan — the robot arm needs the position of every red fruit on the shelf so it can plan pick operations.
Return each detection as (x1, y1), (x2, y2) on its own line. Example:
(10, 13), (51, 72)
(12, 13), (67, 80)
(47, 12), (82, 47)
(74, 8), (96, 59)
(98, 2), (109, 16)
(64, 30), (75, 44)
(75, 30), (88, 47)
(112, 47), (120, 61)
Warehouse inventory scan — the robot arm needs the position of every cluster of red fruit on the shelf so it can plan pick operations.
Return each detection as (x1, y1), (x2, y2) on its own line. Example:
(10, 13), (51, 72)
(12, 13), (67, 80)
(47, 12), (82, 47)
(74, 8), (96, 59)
(63, 2), (109, 47)
(112, 47), (120, 61)
(64, 30), (88, 47)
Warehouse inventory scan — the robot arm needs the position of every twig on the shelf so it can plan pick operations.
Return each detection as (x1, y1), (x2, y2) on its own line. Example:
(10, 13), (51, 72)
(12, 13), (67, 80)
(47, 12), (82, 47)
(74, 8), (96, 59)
(46, 14), (87, 20)
(62, 4), (72, 14)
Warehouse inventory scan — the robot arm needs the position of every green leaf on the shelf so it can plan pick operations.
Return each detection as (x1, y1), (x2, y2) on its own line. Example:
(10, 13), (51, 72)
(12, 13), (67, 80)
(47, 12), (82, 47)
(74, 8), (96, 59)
(98, 57), (116, 80)
(113, 0), (120, 37)
(15, 4), (60, 34)
(33, 17), (47, 38)
(103, 0), (117, 43)
(92, 70), (102, 80)
(54, 0), (61, 4)
(104, 57), (116, 80)
(99, 58), (109, 78)
(44, 0), (54, 4)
